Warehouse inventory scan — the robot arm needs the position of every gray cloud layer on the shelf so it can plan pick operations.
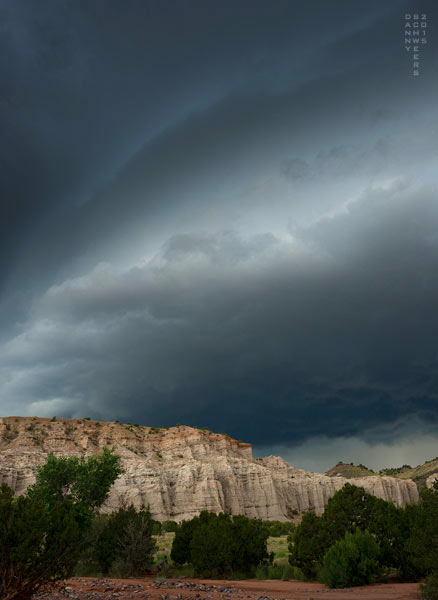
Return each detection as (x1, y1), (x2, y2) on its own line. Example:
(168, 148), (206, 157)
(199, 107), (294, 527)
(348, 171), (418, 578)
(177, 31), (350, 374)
(2, 178), (438, 447)
(1, 0), (438, 468)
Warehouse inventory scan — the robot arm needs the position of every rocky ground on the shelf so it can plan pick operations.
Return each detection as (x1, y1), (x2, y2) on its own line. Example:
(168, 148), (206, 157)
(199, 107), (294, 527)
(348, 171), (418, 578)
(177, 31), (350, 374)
(32, 577), (420, 600)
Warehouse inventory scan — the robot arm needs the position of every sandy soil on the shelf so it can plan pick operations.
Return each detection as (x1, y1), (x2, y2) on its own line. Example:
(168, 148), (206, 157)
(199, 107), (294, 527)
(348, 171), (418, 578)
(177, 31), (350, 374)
(36, 577), (420, 600)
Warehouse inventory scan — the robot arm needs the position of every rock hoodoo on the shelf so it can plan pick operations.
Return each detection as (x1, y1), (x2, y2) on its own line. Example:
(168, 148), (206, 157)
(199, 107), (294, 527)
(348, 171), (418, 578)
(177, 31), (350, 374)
(0, 417), (419, 521)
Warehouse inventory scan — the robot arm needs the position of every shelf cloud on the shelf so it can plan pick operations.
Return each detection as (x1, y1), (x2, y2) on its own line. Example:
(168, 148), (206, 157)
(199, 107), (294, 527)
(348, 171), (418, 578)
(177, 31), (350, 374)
(1, 0), (437, 469)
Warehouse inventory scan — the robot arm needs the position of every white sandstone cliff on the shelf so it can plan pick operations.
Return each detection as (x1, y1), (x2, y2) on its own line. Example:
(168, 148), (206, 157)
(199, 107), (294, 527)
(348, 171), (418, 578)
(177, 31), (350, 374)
(0, 417), (419, 520)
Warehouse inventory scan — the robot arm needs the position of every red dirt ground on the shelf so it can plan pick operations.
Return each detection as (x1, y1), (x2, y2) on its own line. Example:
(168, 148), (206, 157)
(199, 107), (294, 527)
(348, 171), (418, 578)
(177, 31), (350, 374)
(40, 577), (420, 600)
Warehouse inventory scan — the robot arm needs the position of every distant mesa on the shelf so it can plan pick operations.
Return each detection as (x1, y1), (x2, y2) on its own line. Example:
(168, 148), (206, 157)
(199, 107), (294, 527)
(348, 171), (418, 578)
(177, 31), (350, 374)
(325, 461), (376, 479)
(326, 459), (438, 491)
(0, 416), (419, 522)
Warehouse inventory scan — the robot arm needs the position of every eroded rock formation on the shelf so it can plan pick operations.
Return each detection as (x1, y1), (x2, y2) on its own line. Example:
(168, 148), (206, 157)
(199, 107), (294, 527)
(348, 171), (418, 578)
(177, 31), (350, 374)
(426, 473), (438, 488)
(0, 417), (419, 520)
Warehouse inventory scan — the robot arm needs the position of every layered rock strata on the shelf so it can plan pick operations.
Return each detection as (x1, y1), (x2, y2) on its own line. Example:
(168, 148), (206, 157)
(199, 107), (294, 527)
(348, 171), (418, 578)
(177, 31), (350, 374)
(0, 417), (419, 520)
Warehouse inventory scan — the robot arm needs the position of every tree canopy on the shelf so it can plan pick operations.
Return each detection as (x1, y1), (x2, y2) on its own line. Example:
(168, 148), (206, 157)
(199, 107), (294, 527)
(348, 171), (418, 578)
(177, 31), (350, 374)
(28, 446), (123, 514)
(0, 448), (122, 600)
(171, 511), (270, 577)
(289, 483), (408, 579)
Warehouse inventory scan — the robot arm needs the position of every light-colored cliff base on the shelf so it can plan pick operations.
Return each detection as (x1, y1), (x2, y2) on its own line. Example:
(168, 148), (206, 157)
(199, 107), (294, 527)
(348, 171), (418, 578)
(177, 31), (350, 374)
(0, 417), (419, 520)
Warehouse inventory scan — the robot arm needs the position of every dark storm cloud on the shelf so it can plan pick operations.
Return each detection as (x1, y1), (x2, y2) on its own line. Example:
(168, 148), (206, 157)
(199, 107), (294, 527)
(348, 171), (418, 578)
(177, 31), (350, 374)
(2, 178), (438, 447)
(280, 138), (428, 182)
(0, 0), (411, 290)
(1, 0), (438, 461)
(8, 33), (437, 301)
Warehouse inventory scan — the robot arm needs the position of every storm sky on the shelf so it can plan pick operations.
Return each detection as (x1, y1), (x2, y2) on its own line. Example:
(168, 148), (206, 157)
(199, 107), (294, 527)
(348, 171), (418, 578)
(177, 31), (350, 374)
(1, 0), (438, 471)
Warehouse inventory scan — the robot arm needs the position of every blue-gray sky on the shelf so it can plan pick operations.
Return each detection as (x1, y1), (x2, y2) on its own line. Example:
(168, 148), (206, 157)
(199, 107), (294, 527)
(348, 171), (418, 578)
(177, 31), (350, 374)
(1, 0), (437, 471)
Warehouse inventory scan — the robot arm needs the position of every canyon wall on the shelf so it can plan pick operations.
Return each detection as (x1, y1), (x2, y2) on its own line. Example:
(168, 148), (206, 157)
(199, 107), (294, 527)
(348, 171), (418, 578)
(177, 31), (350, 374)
(0, 417), (419, 520)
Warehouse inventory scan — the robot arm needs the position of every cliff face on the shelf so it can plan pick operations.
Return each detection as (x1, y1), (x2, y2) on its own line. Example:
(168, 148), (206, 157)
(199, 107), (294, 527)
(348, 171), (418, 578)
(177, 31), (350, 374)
(426, 473), (438, 488)
(0, 417), (419, 520)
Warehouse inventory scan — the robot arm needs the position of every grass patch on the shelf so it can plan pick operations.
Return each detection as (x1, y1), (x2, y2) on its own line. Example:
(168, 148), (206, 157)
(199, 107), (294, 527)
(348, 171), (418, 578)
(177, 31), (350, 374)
(154, 532), (175, 557)
(154, 552), (169, 565)
(228, 571), (252, 580)
(171, 565), (195, 578)
(73, 561), (104, 578)
(255, 560), (305, 581)
(267, 535), (288, 561)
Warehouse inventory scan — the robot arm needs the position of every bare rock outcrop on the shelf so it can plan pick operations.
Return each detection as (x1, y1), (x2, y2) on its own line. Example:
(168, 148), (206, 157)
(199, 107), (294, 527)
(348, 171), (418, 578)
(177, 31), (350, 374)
(426, 473), (438, 488)
(0, 417), (419, 520)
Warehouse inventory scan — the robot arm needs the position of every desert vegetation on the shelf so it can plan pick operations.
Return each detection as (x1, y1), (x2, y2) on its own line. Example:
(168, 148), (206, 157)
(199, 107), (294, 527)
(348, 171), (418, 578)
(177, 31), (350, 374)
(170, 511), (271, 577)
(75, 505), (158, 577)
(288, 481), (438, 594)
(0, 449), (437, 599)
(0, 448), (122, 599)
(149, 481), (438, 595)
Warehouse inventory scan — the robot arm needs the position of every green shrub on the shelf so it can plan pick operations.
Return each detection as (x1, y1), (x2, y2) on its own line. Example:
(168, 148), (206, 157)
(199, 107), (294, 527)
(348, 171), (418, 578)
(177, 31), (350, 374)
(152, 520), (162, 535)
(263, 520), (295, 536)
(0, 450), (121, 598)
(254, 564), (268, 579)
(170, 517), (196, 566)
(162, 520), (179, 532)
(284, 564), (306, 580)
(319, 529), (381, 588)
(72, 513), (108, 577)
(149, 426), (162, 434)
(92, 506), (157, 576)
(154, 552), (168, 565)
(288, 511), (332, 578)
(171, 511), (270, 577)
(264, 564), (283, 579)
(289, 484), (408, 579)
(254, 562), (304, 581)
(171, 564), (195, 578)
(406, 481), (438, 578)
(0, 484), (82, 600)
(421, 572), (438, 600)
